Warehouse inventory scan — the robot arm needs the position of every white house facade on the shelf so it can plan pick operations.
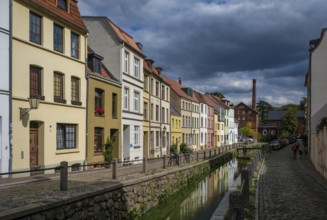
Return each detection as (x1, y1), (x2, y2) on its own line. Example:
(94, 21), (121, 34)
(200, 103), (208, 148)
(0, 0), (10, 174)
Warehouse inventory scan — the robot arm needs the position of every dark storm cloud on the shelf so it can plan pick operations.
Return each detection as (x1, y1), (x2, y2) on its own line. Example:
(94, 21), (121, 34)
(79, 0), (327, 106)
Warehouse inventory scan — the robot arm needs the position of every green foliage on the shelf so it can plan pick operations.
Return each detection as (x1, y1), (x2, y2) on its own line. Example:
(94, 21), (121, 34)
(103, 138), (114, 165)
(239, 122), (256, 137)
(281, 109), (297, 136)
(277, 103), (298, 111)
(170, 144), (178, 155)
(207, 91), (225, 99)
(298, 97), (307, 111)
(256, 100), (274, 123)
(179, 143), (193, 154)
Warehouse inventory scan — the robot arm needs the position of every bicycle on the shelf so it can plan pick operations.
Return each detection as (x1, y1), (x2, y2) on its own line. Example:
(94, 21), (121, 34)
(183, 153), (193, 163)
(168, 154), (178, 166)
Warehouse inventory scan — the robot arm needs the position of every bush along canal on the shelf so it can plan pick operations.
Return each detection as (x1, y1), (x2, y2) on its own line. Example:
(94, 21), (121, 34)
(141, 157), (240, 220)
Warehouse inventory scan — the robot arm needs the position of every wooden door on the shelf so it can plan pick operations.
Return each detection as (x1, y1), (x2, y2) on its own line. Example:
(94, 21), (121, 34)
(30, 129), (38, 167)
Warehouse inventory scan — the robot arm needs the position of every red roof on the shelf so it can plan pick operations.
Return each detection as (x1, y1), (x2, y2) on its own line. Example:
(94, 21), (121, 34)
(28, 0), (87, 33)
(105, 19), (143, 56)
(163, 76), (198, 102)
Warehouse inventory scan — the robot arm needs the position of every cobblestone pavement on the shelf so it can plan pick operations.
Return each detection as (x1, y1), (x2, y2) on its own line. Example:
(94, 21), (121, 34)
(259, 144), (327, 220)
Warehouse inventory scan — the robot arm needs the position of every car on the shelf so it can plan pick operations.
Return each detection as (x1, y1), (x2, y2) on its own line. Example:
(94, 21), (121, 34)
(280, 138), (289, 147)
(269, 140), (281, 150)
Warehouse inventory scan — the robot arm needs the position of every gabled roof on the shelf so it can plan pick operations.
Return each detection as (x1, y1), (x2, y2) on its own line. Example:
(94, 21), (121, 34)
(105, 19), (144, 56)
(163, 77), (198, 102)
(26, 0), (87, 33)
(170, 103), (181, 117)
(87, 47), (119, 84)
(267, 110), (305, 120)
(235, 102), (258, 114)
(204, 94), (214, 107)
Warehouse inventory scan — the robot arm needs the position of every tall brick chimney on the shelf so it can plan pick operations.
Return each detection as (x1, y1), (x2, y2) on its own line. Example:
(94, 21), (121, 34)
(252, 79), (256, 110)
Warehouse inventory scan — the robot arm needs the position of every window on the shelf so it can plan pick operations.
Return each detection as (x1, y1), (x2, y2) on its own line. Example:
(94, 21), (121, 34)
(156, 105), (159, 121)
(134, 126), (140, 145)
(144, 75), (148, 91)
(156, 81), (159, 97)
(71, 32), (79, 58)
(161, 107), (165, 123)
(30, 12), (41, 44)
(134, 57), (140, 78)
(166, 109), (169, 123)
(30, 66), (42, 97)
(57, 0), (67, 11)
(112, 93), (117, 118)
(161, 85), (165, 100)
(166, 87), (169, 101)
(124, 51), (129, 73)
(71, 77), (80, 104)
(151, 104), (154, 121)
(134, 91), (140, 112)
(144, 102), (148, 120)
(150, 78), (154, 94)
(123, 88), (129, 110)
(56, 124), (76, 149)
(95, 89), (104, 115)
(94, 127), (104, 153)
(54, 24), (64, 52)
(156, 131), (159, 147)
(54, 72), (65, 102)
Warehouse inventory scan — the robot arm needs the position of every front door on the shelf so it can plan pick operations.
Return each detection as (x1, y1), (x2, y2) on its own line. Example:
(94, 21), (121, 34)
(30, 129), (38, 167)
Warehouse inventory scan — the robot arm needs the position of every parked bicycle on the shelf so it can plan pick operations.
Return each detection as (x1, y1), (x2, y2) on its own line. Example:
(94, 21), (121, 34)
(183, 153), (193, 163)
(168, 153), (179, 166)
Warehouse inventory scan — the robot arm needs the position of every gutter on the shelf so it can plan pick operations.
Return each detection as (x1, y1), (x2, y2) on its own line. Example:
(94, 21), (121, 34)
(8, 0), (13, 175)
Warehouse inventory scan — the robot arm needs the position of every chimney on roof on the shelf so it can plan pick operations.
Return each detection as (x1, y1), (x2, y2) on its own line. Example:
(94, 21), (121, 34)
(136, 42), (143, 52)
(252, 79), (256, 110)
(178, 77), (182, 86)
(145, 58), (154, 69)
(156, 67), (163, 75)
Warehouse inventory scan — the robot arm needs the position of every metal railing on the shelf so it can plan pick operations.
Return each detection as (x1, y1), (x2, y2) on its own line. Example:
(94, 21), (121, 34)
(0, 143), (244, 191)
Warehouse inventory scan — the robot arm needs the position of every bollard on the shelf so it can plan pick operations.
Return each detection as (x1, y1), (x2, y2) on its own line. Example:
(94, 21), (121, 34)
(143, 156), (147, 173)
(209, 149), (212, 158)
(196, 152), (199, 161)
(112, 158), (117, 179)
(204, 151), (206, 159)
(60, 161), (68, 191)
(163, 155), (167, 169)
(215, 148), (217, 156)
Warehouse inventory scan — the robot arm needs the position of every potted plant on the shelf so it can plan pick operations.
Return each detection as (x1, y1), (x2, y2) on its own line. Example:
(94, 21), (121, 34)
(103, 138), (114, 168)
(95, 107), (105, 116)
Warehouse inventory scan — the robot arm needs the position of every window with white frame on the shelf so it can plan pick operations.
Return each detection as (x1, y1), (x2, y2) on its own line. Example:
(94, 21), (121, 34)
(123, 87), (129, 110)
(134, 126), (140, 145)
(134, 57), (140, 78)
(124, 51), (129, 73)
(134, 91), (140, 112)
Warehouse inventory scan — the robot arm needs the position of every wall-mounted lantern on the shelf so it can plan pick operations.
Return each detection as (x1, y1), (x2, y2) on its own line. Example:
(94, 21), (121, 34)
(20, 97), (39, 120)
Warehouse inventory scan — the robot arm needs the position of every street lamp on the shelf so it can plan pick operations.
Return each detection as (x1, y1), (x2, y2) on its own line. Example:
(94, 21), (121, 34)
(20, 97), (40, 119)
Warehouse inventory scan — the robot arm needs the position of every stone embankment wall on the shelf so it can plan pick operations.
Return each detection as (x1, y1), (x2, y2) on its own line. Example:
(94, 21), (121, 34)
(11, 153), (232, 220)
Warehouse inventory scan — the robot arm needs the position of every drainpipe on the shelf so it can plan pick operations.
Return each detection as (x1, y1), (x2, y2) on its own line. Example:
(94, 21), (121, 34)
(84, 34), (89, 170)
(8, 0), (13, 176)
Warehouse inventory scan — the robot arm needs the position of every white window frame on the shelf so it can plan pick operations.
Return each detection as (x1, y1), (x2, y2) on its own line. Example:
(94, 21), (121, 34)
(124, 51), (129, 74)
(134, 126), (140, 145)
(134, 57), (140, 78)
(124, 87), (129, 110)
(134, 90), (140, 112)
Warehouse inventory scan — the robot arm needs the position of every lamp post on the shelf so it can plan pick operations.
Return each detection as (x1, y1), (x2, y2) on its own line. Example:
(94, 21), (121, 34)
(162, 125), (167, 157)
(192, 129), (196, 150)
(20, 97), (39, 119)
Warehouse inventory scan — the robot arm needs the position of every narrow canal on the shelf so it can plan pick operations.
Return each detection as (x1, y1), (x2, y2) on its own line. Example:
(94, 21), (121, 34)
(142, 159), (240, 220)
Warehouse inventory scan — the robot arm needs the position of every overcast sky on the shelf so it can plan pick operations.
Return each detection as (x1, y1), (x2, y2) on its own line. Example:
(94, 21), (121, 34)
(79, 0), (327, 107)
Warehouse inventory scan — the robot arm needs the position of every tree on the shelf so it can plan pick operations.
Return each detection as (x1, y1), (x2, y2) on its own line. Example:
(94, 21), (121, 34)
(256, 101), (273, 123)
(280, 109), (297, 137)
(179, 143), (193, 154)
(207, 92), (225, 99)
(277, 104), (298, 111)
(298, 97), (307, 111)
(239, 122), (256, 137)
(103, 138), (114, 167)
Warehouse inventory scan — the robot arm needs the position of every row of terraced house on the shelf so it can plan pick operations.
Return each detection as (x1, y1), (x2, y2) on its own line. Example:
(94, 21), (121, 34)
(0, 0), (238, 175)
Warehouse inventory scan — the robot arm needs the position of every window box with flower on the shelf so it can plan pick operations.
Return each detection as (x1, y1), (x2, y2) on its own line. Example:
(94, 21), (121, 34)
(95, 107), (105, 116)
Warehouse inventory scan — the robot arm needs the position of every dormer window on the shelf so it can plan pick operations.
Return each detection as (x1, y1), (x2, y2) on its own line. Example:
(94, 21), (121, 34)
(87, 53), (103, 73)
(57, 0), (68, 11)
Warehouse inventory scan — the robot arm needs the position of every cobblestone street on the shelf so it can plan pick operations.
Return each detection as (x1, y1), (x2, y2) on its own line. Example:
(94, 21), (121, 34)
(259, 144), (327, 220)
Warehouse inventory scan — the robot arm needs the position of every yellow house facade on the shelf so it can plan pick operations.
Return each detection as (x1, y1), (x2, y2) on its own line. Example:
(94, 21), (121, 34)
(87, 48), (122, 165)
(143, 61), (150, 158)
(171, 110), (182, 148)
(12, 0), (88, 172)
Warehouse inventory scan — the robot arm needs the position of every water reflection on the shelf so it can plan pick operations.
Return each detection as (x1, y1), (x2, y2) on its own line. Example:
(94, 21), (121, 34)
(143, 159), (239, 220)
